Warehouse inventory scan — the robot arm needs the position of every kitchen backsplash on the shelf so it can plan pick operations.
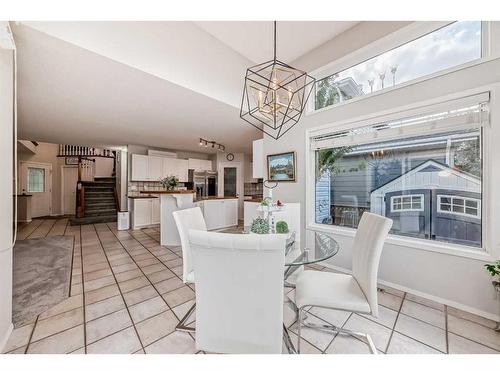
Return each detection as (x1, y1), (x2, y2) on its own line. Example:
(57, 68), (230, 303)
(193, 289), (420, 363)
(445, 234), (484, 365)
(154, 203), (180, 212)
(244, 182), (263, 197)
(128, 181), (187, 196)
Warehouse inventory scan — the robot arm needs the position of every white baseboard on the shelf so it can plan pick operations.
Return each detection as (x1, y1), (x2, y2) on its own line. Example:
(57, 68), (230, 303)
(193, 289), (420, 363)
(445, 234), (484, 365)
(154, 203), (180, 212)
(322, 263), (500, 323)
(0, 322), (13, 353)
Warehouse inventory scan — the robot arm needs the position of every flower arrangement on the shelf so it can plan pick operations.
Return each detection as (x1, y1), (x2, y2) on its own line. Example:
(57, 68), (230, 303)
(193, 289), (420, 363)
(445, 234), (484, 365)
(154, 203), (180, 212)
(250, 217), (270, 234)
(159, 175), (179, 191)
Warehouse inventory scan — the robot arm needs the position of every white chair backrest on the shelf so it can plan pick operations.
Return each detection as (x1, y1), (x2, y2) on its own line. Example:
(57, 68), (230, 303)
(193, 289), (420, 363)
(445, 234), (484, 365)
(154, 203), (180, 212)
(172, 207), (207, 284)
(189, 230), (286, 354)
(351, 212), (393, 317)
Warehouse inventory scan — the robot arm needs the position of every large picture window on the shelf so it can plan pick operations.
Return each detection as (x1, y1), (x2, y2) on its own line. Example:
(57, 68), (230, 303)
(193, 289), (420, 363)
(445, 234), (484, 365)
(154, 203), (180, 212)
(315, 21), (482, 110)
(313, 100), (486, 249)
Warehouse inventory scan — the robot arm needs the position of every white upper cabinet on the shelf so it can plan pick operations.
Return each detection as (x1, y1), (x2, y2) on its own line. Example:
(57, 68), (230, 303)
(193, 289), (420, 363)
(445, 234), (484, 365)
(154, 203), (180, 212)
(175, 159), (189, 182)
(188, 158), (213, 172)
(132, 154), (189, 182)
(149, 156), (163, 182)
(131, 154), (149, 181)
(252, 139), (264, 179)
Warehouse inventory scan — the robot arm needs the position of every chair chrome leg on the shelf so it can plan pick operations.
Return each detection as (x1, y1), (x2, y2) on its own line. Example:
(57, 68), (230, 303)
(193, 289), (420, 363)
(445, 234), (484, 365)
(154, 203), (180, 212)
(301, 314), (378, 354)
(175, 303), (196, 332)
(297, 308), (304, 354)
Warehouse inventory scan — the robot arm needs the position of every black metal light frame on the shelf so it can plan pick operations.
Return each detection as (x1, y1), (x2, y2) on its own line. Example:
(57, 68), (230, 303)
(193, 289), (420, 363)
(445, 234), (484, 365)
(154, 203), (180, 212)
(240, 21), (316, 140)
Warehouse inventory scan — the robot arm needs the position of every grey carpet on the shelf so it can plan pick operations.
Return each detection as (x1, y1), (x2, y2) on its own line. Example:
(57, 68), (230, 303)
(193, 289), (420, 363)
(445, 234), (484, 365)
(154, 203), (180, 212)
(12, 236), (74, 327)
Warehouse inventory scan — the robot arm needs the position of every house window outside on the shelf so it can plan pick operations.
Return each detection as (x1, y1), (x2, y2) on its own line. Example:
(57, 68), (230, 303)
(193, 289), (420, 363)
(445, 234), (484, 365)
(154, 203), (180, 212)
(315, 21), (482, 110)
(313, 121), (483, 248)
(28, 167), (45, 193)
(438, 195), (481, 218)
(391, 194), (424, 212)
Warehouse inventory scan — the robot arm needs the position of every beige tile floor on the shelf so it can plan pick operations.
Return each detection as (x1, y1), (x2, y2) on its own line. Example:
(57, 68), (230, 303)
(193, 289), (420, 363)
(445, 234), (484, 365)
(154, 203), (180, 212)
(3, 219), (500, 354)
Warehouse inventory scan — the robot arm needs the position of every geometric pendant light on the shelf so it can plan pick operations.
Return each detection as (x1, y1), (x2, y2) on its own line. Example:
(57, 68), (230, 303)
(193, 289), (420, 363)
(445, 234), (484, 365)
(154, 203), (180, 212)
(240, 21), (316, 140)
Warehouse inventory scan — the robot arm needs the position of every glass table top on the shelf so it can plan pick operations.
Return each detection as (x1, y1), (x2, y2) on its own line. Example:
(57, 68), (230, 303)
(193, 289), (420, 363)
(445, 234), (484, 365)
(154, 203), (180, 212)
(242, 227), (339, 267)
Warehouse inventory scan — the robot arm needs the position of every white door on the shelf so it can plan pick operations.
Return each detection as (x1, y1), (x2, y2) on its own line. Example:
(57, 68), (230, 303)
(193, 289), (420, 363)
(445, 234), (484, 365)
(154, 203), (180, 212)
(218, 161), (243, 220)
(62, 166), (78, 215)
(20, 162), (52, 218)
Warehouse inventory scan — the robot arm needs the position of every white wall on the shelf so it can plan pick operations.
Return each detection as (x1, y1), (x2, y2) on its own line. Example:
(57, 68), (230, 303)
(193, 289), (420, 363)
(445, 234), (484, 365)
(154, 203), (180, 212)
(0, 43), (14, 351)
(263, 57), (500, 320)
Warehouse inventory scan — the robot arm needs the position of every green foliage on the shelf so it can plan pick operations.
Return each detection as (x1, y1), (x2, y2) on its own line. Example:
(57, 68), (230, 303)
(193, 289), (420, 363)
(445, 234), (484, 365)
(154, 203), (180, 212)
(316, 146), (352, 181)
(250, 217), (270, 234)
(276, 221), (289, 234)
(315, 76), (353, 110)
(484, 260), (500, 278)
(454, 139), (482, 177)
(159, 175), (179, 191)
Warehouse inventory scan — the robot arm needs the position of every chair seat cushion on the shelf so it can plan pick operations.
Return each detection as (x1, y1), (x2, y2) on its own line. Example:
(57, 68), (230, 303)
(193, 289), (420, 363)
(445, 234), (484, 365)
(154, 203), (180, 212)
(295, 270), (371, 314)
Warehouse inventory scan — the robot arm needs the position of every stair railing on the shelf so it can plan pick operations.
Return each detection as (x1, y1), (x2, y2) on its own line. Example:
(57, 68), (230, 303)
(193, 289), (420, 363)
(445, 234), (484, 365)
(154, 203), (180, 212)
(78, 157), (95, 182)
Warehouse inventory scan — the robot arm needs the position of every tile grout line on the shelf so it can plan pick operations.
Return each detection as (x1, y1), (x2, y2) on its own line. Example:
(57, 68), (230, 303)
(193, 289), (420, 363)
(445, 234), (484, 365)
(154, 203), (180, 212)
(104, 224), (187, 313)
(321, 312), (354, 354)
(21, 219), (44, 240)
(444, 305), (449, 354)
(23, 315), (39, 354)
(78, 226), (88, 354)
(91, 224), (147, 353)
(384, 292), (406, 354)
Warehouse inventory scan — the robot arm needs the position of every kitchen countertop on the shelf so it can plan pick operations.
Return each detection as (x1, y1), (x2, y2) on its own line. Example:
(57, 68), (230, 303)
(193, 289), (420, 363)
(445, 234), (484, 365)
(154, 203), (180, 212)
(195, 196), (238, 202)
(139, 190), (195, 194)
(128, 195), (159, 199)
(244, 198), (262, 203)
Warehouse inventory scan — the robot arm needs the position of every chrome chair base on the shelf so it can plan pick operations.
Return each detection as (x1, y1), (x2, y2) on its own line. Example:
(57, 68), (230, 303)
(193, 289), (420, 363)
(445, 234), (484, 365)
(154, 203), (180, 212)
(175, 303), (196, 332)
(297, 309), (377, 354)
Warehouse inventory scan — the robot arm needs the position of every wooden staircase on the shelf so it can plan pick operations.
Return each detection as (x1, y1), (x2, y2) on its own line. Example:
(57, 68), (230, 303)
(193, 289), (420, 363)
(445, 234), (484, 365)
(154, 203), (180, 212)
(69, 177), (118, 225)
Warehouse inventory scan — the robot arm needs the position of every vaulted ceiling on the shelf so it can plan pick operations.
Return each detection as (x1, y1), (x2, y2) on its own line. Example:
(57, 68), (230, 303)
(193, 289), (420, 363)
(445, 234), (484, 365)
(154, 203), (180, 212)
(12, 21), (359, 153)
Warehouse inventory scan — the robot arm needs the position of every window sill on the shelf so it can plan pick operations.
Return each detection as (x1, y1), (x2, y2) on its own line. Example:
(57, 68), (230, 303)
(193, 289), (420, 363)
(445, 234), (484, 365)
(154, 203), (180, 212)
(306, 56), (500, 117)
(307, 223), (495, 262)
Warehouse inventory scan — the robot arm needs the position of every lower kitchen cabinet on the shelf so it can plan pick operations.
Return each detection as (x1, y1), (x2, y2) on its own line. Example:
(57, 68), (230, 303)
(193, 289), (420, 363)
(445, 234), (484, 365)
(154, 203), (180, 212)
(129, 197), (160, 229)
(199, 198), (238, 230)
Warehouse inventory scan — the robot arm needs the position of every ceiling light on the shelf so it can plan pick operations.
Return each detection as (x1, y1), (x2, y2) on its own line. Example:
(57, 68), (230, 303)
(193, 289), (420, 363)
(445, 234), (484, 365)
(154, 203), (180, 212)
(240, 21), (316, 140)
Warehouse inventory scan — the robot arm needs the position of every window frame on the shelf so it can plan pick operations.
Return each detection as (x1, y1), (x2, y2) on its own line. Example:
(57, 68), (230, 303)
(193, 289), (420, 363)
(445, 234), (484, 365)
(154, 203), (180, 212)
(307, 21), (491, 115)
(390, 194), (425, 213)
(437, 194), (481, 219)
(305, 86), (499, 262)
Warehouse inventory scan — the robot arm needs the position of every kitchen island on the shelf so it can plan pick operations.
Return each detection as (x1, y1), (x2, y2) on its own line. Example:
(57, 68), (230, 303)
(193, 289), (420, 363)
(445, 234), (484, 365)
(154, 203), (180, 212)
(194, 197), (239, 230)
(139, 190), (195, 246)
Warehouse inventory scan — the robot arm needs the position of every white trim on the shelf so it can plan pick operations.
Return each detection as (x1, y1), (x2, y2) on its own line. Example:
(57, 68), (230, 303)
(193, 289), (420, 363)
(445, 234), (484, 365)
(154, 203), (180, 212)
(390, 194), (424, 213)
(0, 322), (13, 353)
(308, 21), (493, 115)
(309, 222), (492, 261)
(322, 263), (500, 322)
(437, 194), (481, 219)
(305, 84), (500, 261)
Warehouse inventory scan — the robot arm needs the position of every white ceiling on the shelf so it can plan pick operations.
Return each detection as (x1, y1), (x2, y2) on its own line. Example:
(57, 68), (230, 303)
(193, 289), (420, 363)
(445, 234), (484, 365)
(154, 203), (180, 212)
(12, 21), (360, 153)
(195, 21), (359, 64)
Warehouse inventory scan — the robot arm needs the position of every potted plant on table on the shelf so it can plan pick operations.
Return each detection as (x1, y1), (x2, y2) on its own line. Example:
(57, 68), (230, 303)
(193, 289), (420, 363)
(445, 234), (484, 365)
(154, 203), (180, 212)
(484, 260), (500, 331)
(159, 175), (179, 191)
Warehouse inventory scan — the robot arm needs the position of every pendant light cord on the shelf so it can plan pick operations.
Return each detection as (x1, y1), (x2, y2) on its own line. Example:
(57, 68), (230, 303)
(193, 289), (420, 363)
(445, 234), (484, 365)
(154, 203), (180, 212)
(273, 20), (277, 61)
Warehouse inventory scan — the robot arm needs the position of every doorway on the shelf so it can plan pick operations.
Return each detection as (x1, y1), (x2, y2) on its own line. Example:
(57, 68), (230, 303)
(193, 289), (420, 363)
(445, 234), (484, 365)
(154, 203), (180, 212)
(19, 161), (52, 218)
(218, 161), (243, 219)
(61, 166), (78, 215)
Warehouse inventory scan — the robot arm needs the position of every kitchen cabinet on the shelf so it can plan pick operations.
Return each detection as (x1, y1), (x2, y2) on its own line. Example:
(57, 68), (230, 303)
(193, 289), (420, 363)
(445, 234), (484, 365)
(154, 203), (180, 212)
(131, 154), (149, 181)
(132, 153), (189, 182)
(198, 198), (238, 230)
(149, 156), (163, 181)
(130, 197), (160, 229)
(252, 139), (264, 179)
(188, 158), (212, 172)
(152, 197), (161, 224)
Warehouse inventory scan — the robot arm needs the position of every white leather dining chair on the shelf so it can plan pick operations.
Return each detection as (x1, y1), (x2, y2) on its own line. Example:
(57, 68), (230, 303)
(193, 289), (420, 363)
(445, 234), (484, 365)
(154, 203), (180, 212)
(189, 229), (286, 354)
(172, 207), (207, 332)
(294, 212), (393, 354)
